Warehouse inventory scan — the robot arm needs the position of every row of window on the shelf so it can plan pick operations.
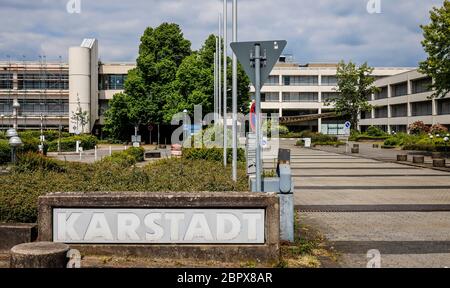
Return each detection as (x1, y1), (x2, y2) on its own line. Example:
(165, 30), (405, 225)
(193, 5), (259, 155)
(264, 75), (336, 86)
(0, 73), (127, 91)
(362, 99), (450, 119)
(261, 92), (339, 103)
(372, 77), (432, 100)
(0, 99), (69, 116)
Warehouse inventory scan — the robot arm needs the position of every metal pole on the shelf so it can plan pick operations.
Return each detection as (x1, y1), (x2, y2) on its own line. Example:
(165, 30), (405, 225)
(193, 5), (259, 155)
(255, 44), (262, 192)
(214, 51), (217, 124)
(218, 14), (222, 121)
(223, 0), (228, 167)
(231, 0), (238, 181)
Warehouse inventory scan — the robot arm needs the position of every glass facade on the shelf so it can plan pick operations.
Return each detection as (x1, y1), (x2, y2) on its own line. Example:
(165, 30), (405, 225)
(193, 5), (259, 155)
(438, 99), (450, 115)
(390, 104), (408, 118)
(411, 101), (432, 116)
(99, 74), (127, 90)
(0, 99), (69, 116)
(374, 106), (388, 118)
(264, 75), (279, 86)
(412, 77), (432, 94)
(322, 92), (339, 102)
(0, 73), (13, 89)
(392, 82), (408, 97)
(262, 92), (279, 102)
(283, 76), (318, 86)
(17, 73), (69, 90)
(374, 86), (388, 100)
(321, 76), (337, 86)
(282, 92), (318, 102)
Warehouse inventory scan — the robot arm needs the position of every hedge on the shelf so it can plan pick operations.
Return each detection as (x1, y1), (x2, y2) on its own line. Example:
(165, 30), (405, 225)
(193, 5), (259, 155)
(182, 148), (245, 163)
(47, 135), (98, 152)
(0, 158), (248, 223)
(100, 147), (145, 167)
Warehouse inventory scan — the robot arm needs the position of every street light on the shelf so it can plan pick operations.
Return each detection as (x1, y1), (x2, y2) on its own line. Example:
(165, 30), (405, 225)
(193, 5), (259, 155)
(6, 128), (22, 165)
(12, 99), (20, 130)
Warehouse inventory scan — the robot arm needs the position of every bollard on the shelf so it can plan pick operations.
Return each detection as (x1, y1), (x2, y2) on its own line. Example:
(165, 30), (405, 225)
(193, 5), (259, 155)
(397, 155), (407, 161)
(109, 145), (112, 156)
(10, 242), (70, 268)
(413, 156), (425, 164)
(351, 147), (359, 154)
(433, 159), (446, 168)
(94, 146), (98, 162)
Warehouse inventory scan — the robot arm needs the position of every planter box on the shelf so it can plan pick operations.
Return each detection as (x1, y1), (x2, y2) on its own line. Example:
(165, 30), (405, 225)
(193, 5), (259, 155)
(413, 156), (425, 164)
(433, 159), (446, 168)
(397, 155), (407, 161)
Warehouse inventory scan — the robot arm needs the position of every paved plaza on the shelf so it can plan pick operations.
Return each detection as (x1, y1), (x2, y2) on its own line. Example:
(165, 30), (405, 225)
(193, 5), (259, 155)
(279, 139), (450, 268)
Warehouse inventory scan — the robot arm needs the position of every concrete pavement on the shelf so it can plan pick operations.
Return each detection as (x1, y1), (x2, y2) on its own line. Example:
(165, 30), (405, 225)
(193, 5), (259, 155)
(280, 139), (450, 268)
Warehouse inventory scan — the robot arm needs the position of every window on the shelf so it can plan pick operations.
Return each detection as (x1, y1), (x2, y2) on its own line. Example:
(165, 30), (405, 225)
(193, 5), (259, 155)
(392, 82), (408, 97)
(321, 76), (337, 86)
(411, 101), (432, 116)
(322, 92), (339, 102)
(390, 104), (408, 118)
(17, 73), (68, 90)
(412, 77), (432, 94)
(374, 106), (388, 118)
(374, 86), (388, 100)
(262, 92), (279, 102)
(12, 99), (69, 116)
(361, 110), (371, 119)
(282, 92), (318, 102)
(99, 74), (127, 90)
(438, 99), (450, 115)
(390, 125), (407, 133)
(0, 73), (13, 89)
(283, 76), (318, 86)
(264, 76), (279, 86)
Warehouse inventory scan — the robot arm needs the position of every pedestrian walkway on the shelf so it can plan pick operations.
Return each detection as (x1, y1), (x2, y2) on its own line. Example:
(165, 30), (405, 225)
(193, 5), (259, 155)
(280, 139), (450, 268)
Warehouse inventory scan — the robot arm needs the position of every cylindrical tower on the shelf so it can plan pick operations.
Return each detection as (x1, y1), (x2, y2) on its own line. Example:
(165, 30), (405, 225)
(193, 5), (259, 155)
(68, 47), (91, 134)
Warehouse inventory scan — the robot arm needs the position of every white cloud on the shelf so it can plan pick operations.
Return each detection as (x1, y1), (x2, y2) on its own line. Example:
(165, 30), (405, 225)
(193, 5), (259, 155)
(0, 0), (445, 66)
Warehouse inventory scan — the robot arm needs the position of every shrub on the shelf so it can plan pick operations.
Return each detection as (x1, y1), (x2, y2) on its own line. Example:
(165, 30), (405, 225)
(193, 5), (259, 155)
(0, 140), (10, 164)
(408, 121), (430, 135)
(101, 147), (145, 167)
(384, 137), (402, 147)
(124, 147), (145, 162)
(47, 135), (98, 152)
(14, 152), (66, 173)
(366, 126), (387, 137)
(430, 124), (449, 135)
(183, 148), (245, 163)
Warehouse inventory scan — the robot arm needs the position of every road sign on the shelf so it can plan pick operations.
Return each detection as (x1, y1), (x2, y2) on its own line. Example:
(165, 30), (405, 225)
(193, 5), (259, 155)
(230, 40), (287, 88)
(148, 125), (154, 132)
(344, 121), (352, 129)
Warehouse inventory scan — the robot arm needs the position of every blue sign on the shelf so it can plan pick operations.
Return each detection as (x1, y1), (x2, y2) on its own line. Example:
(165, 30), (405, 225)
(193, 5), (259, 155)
(344, 121), (352, 129)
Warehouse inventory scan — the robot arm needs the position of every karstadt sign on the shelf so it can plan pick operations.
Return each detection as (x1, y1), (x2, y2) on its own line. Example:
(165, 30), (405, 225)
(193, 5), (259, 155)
(53, 209), (265, 244)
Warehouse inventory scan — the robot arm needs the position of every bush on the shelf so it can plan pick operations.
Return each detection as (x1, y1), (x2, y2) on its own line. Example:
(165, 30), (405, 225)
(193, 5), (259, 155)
(430, 124), (449, 135)
(47, 135), (98, 152)
(0, 140), (10, 164)
(366, 126), (387, 137)
(14, 152), (66, 173)
(408, 121), (430, 135)
(0, 158), (248, 223)
(101, 147), (145, 167)
(183, 148), (245, 163)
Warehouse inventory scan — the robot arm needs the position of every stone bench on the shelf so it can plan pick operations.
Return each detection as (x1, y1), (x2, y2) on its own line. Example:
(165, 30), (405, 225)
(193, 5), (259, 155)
(397, 155), (407, 162)
(10, 242), (69, 268)
(413, 156), (425, 164)
(433, 159), (446, 168)
(0, 223), (37, 251)
(351, 147), (359, 154)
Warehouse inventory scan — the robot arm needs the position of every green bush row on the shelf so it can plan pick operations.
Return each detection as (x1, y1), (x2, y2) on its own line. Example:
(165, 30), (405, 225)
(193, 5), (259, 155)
(47, 135), (98, 152)
(183, 148), (245, 163)
(100, 147), (145, 167)
(0, 158), (248, 223)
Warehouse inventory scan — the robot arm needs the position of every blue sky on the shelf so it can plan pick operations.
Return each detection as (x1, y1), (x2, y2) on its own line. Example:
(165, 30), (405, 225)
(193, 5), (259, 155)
(0, 0), (445, 67)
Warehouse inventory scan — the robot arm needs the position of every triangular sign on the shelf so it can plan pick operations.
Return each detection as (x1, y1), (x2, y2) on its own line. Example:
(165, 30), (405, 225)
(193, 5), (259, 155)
(231, 40), (287, 89)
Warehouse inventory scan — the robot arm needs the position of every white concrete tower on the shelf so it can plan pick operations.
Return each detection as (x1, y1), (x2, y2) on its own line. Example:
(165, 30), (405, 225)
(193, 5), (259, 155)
(68, 39), (98, 134)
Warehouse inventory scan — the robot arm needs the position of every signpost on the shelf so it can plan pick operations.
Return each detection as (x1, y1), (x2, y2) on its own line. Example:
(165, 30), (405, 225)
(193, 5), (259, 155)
(231, 40), (287, 192)
(343, 121), (351, 153)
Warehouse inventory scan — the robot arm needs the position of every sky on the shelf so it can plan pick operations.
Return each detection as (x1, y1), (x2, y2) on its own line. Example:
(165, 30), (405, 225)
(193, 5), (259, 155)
(0, 0), (445, 67)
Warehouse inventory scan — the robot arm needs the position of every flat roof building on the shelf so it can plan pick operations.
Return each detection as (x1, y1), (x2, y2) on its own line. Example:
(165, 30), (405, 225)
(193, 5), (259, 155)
(359, 69), (450, 134)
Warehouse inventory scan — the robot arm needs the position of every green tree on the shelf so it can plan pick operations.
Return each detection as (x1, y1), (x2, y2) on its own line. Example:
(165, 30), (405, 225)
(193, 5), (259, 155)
(419, 0), (450, 98)
(326, 61), (377, 130)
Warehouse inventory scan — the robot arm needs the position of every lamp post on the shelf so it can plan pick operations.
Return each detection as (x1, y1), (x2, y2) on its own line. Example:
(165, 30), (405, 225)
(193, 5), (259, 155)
(444, 136), (449, 158)
(12, 99), (20, 130)
(6, 128), (22, 165)
(0, 114), (4, 134)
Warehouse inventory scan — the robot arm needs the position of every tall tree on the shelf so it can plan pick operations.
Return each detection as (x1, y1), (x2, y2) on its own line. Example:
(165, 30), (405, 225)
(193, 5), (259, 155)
(419, 0), (450, 98)
(326, 61), (378, 129)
